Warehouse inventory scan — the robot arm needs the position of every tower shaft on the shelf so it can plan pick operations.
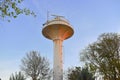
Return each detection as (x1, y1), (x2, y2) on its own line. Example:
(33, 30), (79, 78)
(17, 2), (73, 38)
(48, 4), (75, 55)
(53, 39), (63, 80)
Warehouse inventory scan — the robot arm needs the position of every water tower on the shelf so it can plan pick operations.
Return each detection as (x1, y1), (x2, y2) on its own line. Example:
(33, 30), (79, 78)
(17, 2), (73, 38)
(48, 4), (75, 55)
(42, 15), (74, 80)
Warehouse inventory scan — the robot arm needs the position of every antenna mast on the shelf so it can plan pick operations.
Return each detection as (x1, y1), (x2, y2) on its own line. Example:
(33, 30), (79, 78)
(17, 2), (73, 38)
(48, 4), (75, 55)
(47, 11), (49, 22)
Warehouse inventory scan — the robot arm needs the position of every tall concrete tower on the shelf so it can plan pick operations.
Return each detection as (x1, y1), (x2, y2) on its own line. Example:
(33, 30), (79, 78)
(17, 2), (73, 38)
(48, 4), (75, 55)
(42, 15), (74, 80)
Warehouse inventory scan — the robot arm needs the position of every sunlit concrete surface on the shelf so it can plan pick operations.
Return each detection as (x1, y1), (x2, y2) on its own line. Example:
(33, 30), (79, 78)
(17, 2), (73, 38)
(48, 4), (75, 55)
(42, 16), (74, 80)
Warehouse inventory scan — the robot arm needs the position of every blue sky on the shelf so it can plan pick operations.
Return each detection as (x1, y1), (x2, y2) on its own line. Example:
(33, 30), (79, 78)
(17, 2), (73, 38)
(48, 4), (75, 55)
(0, 0), (120, 80)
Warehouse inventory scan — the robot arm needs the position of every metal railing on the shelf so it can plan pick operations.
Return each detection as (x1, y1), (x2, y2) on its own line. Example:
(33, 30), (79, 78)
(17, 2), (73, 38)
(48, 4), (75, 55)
(43, 18), (72, 28)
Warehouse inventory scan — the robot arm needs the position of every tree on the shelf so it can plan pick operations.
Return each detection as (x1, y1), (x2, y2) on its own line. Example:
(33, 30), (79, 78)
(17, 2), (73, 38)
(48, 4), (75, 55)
(20, 51), (52, 80)
(0, 0), (35, 21)
(67, 67), (81, 80)
(79, 67), (95, 80)
(9, 72), (25, 80)
(67, 67), (95, 80)
(80, 33), (120, 80)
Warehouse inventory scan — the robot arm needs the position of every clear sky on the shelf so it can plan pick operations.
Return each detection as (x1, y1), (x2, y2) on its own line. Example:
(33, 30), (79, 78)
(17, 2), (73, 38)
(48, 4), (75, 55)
(0, 0), (120, 80)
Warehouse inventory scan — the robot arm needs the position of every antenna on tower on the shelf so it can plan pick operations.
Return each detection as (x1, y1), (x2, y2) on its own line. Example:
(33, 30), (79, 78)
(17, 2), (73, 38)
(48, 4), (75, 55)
(51, 14), (64, 19)
(47, 11), (49, 22)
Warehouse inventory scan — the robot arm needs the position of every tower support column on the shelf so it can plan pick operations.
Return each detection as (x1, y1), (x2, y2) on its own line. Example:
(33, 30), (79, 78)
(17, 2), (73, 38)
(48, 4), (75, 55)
(53, 39), (63, 80)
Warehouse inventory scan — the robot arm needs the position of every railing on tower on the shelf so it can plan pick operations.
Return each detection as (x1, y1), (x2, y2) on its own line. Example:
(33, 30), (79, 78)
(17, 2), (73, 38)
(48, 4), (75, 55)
(43, 15), (72, 28)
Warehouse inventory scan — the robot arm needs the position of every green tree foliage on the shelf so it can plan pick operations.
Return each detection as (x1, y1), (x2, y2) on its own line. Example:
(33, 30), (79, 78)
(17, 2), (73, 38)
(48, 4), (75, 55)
(0, 0), (35, 21)
(20, 51), (52, 80)
(9, 72), (25, 80)
(67, 67), (95, 80)
(80, 33), (120, 80)
(79, 67), (95, 80)
(67, 67), (81, 80)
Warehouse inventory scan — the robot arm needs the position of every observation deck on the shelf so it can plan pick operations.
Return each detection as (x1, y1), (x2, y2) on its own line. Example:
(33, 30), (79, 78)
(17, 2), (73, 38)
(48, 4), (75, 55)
(42, 16), (74, 40)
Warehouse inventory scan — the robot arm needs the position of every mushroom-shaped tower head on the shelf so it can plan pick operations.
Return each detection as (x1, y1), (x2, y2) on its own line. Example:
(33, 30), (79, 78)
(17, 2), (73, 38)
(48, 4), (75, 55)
(42, 16), (74, 40)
